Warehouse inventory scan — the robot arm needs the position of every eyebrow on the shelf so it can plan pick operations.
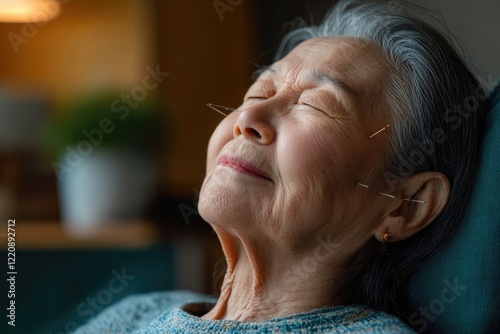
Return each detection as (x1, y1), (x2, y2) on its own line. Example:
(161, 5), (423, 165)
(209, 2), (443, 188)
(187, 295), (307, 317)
(251, 66), (356, 98)
(251, 65), (277, 82)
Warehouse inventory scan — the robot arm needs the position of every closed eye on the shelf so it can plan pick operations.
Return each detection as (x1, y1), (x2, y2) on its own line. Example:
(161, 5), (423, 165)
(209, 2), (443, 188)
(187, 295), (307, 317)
(246, 96), (267, 100)
(299, 102), (336, 120)
(244, 79), (276, 102)
(243, 96), (268, 106)
(302, 103), (323, 112)
(299, 89), (347, 117)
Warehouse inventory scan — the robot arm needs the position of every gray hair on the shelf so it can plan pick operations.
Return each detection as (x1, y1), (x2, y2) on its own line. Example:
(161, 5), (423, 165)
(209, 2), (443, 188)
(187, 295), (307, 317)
(275, 0), (486, 318)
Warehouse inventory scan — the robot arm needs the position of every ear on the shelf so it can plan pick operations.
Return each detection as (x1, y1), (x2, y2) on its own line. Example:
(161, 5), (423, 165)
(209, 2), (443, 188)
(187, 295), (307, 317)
(374, 172), (451, 242)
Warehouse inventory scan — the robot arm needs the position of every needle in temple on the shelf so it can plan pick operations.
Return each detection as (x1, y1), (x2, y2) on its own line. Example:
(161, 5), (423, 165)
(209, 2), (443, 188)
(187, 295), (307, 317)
(206, 103), (236, 117)
(368, 124), (391, 139)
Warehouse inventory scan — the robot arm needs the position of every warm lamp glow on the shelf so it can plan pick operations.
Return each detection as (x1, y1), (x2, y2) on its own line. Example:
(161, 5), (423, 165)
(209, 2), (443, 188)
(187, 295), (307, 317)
(0, 0), (61, 23)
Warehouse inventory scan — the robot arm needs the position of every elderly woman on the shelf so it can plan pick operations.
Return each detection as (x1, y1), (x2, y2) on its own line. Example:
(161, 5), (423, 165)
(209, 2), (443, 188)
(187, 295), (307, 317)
(75, 0), (486, 332)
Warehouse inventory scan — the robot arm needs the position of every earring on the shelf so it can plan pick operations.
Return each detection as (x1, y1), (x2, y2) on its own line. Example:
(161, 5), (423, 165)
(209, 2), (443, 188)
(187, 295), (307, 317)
(380, 232), (392, 252)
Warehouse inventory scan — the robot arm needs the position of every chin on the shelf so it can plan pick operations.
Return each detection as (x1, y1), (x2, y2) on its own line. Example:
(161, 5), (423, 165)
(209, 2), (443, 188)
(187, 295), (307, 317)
(198, 177), (247, 228)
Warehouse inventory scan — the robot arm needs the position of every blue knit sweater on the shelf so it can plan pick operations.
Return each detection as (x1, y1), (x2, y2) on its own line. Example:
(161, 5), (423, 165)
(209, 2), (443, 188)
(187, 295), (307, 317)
(73, 291), (416, 333)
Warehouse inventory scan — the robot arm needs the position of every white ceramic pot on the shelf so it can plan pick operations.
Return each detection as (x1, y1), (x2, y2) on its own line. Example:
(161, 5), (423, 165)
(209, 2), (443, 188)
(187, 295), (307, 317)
(57, 148), (156, 236)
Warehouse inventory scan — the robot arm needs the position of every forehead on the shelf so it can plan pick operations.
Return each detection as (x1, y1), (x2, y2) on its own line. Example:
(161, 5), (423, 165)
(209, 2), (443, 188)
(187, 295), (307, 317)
(280, 36), (388, 75)
(273, 37), (391, 100)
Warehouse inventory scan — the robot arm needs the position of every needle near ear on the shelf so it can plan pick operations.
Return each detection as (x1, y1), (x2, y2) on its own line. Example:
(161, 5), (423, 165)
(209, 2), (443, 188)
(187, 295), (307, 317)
(356, 182), (426, 203)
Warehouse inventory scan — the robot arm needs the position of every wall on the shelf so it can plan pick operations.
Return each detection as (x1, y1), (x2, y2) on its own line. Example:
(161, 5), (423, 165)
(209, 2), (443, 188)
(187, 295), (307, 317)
(0, 0), (156, 100)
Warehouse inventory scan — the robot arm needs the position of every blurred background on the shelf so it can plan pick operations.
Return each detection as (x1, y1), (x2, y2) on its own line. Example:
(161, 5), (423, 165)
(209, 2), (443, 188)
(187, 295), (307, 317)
(0, 0), (498, 333)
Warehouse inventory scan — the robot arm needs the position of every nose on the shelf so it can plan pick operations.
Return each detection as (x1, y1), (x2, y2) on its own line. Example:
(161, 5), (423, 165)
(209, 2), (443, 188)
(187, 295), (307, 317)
(233, 103), (275, 144)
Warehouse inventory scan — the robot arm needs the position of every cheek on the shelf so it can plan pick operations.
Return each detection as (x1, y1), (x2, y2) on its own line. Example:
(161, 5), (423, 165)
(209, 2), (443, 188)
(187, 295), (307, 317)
(206, 115), (237, 172)
(199, 115), (238, 224)
(279, 120), (363, 187)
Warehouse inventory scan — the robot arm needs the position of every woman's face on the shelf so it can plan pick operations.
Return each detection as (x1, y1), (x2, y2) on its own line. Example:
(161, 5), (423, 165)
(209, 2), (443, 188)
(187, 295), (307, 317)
(199, 37), (395, 250)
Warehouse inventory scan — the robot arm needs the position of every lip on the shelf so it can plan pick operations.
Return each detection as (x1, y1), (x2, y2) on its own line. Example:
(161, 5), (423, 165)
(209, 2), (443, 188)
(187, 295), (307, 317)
(218, 155), (271, 181)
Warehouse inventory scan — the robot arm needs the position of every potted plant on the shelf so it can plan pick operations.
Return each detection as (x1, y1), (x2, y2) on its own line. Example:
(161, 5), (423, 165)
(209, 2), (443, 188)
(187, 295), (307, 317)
(44, 92), (168, 236)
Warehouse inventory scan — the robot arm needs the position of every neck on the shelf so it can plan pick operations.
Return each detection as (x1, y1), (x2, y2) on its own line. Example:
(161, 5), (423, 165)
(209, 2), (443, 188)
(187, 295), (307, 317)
(202, 227), (365, 322)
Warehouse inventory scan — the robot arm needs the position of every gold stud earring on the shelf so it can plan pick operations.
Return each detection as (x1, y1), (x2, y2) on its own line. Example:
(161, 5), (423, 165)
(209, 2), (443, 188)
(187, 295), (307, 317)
(380, 232), (392, 252)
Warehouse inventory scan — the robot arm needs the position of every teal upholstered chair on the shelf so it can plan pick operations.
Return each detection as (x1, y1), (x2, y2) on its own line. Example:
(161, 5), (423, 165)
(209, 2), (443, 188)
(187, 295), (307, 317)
(408, 82), (500, 333)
